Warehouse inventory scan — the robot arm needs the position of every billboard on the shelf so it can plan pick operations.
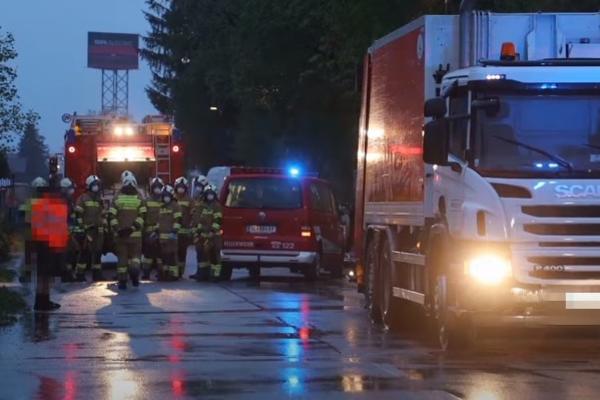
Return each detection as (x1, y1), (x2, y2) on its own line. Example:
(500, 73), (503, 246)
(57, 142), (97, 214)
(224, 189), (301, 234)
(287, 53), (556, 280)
(88, 32), (139, 70)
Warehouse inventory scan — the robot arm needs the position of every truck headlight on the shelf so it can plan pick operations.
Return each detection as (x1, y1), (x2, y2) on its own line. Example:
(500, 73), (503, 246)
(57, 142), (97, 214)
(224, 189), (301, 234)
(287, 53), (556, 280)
(467, 254), (511, 285)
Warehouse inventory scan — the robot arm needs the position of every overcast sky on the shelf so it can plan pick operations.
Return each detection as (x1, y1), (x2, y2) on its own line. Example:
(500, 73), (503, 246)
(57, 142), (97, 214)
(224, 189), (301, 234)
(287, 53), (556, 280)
(2, 0), (155, 153)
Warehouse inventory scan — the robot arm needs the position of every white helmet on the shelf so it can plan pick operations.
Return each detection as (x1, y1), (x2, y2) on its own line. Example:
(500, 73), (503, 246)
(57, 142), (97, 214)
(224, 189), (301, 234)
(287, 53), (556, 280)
(193, 175), (209, 188)
(122, 175), (137, 188)
(163, 184), (175, 196)
(121, 170), (136, 183)
(60, 177), (74, 189)
(85, 175), (101, 191)
(174, 176), (188, 187)
(149, 176), (164, 189)
(31, 177), (48, 188)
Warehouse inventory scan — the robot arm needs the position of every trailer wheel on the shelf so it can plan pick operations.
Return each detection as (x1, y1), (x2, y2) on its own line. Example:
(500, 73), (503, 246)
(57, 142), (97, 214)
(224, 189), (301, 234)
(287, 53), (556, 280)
(376, 236), (396, 329)
(329, 261), (344, 279)
(365, 236), (383, 324)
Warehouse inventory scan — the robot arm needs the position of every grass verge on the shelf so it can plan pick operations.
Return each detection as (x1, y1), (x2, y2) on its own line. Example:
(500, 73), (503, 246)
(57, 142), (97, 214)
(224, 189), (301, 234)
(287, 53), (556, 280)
(0, 287), (27, 326)
(0, 268), (15, 283)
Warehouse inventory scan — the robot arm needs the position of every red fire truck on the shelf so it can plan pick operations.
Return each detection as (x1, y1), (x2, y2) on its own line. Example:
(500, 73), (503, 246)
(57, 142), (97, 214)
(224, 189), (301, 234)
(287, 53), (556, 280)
(64, 114), (185, 194)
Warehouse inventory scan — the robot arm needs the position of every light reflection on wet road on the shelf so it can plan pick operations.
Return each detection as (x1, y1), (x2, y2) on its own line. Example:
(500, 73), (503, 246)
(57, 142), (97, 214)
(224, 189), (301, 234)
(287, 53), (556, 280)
(3, 267), (600, 399)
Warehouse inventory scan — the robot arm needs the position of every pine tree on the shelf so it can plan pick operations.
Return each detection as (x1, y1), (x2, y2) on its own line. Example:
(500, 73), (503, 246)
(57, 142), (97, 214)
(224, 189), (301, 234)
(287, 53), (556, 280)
(18, 112), (48, 183)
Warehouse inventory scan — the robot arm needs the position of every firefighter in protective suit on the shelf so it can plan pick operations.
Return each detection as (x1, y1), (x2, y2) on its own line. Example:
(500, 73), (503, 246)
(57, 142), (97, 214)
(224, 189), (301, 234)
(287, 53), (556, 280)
(193, 184), (223, 282)
(142, 177), (164, 280)
(156, 185), (182, 280)
(109, 173), (146, 290)
(60, 177), (79, 282)
(74, 175), (105, 282)
(189, 175), (209, 280)
(174, 177), (192, 277)
(193, 175), (209, 198)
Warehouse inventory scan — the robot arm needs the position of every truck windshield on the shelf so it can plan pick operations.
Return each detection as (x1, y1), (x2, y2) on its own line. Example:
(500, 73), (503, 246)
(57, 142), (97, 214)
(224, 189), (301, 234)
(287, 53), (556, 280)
(474, 92), (600, 177)
(225, 178), (303, 209)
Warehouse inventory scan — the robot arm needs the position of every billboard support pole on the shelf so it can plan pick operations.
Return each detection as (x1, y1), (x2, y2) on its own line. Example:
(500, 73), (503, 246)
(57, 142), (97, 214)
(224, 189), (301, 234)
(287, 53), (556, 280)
(101, 69), (129, 116)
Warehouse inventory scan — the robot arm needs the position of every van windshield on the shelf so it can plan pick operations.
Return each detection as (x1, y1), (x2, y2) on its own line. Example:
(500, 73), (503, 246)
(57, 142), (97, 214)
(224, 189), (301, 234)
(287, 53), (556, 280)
(225, 178), (303, 209)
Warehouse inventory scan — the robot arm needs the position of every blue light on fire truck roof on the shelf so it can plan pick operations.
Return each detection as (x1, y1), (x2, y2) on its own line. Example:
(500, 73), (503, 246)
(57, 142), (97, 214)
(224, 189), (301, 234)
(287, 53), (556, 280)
(289, 167), (301, 177)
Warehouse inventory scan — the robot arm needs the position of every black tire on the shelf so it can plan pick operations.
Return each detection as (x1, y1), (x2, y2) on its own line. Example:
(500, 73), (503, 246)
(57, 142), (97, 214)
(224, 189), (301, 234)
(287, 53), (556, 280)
(329, 262), (344, 279)
(248, 266), (260, 280)
(377, 237), (396, 330)
(365, 237), (383, 324)
(427, 234), (475, 351)
(304, 253), (322, 281)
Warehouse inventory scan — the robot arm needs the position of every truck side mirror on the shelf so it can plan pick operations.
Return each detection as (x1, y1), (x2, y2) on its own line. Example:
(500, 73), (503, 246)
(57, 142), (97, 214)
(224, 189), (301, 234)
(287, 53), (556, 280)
(423, 119), (449, 165)
(424, 97), (447, 119)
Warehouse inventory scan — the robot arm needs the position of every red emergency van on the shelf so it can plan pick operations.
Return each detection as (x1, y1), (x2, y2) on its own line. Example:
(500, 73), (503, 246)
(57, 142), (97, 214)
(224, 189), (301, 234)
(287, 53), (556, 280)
(220, 167), (345, 280)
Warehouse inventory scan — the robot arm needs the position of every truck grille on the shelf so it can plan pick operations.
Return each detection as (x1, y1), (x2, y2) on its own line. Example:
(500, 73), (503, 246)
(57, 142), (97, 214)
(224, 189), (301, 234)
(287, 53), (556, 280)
(530, 271), (600, 279)
(528, 256), (600, 265)
(540, 242), (600, 248)
(522, 205), (600, 218)
(524, 224), (600, 236)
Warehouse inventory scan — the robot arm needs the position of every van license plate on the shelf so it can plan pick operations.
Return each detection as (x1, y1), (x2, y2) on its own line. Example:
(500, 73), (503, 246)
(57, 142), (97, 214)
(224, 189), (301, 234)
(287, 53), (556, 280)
(247, 225), (277, 234)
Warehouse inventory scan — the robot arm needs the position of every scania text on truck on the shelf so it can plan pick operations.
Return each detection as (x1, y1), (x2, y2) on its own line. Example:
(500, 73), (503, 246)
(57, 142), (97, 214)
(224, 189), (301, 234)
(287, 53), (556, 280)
(354, 4), (600, 349)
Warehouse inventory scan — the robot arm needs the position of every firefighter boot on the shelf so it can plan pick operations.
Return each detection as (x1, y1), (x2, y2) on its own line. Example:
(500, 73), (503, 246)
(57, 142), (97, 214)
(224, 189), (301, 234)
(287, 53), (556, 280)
(178, 262), (185, 279)
(190, 263), (210, 281)
(168, 265), (179, 281)
(210, 264), (222, 283)
(75, 264), (87, 282)
(141, 257), (152, 280)
(92, 268), (103, 282)
(62, 270), (75, 283)
(130, 272), (140, 287)
(34, 294), (61, 311)
(129, 260), (140, 287)
(117, 269), (128, 290)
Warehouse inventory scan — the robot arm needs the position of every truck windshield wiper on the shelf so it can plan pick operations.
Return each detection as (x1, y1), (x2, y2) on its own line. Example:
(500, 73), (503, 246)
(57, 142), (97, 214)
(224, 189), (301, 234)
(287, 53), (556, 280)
(493, 135), (573, 172)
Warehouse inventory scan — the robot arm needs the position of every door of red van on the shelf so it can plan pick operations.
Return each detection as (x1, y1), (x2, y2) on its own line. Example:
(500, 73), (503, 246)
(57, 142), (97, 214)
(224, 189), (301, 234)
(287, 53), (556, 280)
(305, 180), (344, 269)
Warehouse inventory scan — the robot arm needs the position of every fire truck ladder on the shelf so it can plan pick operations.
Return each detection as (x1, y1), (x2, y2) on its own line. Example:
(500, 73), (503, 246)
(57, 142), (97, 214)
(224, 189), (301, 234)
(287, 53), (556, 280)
(154, 135), (171, 183)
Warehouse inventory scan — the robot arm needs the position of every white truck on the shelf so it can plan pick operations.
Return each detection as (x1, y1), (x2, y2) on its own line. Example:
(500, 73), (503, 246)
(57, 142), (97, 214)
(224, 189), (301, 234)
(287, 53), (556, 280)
(354, 3), (600, 349)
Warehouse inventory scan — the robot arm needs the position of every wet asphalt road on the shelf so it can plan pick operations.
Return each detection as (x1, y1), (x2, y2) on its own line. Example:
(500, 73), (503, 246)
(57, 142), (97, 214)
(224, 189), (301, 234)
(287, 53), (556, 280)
(3, 264), (600, 399)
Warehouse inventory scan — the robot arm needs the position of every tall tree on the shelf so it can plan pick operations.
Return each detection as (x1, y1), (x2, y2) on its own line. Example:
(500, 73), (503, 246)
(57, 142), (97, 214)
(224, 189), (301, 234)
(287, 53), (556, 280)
(18, 112), (48, 182)
(0, 27), (22, 150)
